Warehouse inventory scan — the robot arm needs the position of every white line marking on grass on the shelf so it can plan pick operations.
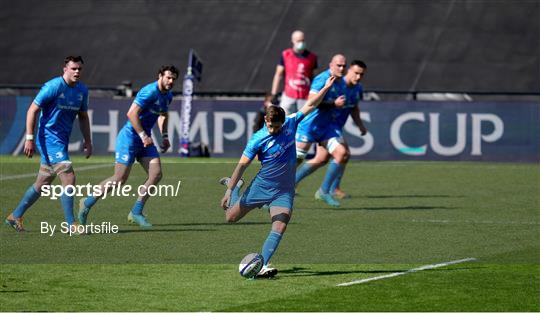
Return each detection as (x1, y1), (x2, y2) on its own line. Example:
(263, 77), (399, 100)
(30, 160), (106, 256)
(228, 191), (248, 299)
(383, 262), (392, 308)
(337, 257), (476, 287)
(0, 164), (111, 181)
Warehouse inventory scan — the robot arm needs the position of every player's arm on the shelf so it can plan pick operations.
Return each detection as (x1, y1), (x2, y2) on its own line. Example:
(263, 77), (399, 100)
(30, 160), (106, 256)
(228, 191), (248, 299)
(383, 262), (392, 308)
(157, 113), (170, 152)
(78, 111), (93, 158)
(126, 103), (153, 147)
(23, 102), (41, 158)
(270, 65), (285, 104)
(319, 94), (346, 109)
(299, 76), (336, 116)
(318, 95), (346, 110)
(221, 155), (252, 209)
(350, 106), (367, 136)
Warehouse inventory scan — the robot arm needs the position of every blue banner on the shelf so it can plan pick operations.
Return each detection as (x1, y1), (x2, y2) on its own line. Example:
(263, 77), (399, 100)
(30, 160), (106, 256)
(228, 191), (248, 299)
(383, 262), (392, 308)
(1, 96), (538, 162)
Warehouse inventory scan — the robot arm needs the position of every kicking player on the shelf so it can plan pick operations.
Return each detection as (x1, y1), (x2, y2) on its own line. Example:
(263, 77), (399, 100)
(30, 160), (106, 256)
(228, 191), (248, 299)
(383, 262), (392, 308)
(295, 54), (348, 207)
(296, 60), (368, 200)
(78, 65), (178, 228)
(219, 75), (335, 278)
(4, 56), (92, 232)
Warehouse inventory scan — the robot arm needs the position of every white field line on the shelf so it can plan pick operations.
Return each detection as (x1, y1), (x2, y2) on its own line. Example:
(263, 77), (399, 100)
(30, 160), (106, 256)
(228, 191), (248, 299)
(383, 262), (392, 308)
(0, 164), (111, 181)
(337, 257), (476, 287)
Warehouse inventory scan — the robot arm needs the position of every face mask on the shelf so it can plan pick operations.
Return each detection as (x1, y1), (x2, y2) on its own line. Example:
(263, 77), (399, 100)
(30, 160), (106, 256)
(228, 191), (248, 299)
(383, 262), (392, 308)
(294, 41), (306, 51)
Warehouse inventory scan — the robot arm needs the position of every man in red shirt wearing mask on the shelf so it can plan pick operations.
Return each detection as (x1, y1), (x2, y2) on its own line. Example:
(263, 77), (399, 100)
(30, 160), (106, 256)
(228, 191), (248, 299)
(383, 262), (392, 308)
(270, 30), (318, 114)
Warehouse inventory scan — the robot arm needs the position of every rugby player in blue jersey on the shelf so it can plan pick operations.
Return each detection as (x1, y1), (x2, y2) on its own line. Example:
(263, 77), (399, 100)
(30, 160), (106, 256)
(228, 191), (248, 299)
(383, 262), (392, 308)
(294, 54), (348, 207)
(78, 65), (178, 228)
(4, 56), (92, 232)
(296, 60), (368, 200)
(219, 75), (335, 278)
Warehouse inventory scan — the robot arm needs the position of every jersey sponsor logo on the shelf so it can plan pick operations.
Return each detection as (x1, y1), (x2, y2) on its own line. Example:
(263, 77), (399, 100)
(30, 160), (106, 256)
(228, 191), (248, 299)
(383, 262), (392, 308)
(149, 100), (166, 115)
(267, 139), (295, 158)
(283, 139), (295, 150)
(56, 104), (80, 111)
(55, 151), (64, 159)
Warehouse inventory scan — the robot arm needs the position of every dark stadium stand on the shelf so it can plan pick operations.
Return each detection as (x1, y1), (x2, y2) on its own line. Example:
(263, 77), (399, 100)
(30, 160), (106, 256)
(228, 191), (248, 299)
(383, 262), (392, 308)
(0, 0), (538, 94)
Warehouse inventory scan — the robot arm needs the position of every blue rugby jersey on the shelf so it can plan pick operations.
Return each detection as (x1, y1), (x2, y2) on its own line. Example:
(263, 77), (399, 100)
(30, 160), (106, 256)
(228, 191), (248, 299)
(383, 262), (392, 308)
(123, 81), (172, 138)
(34, 76), (88, 147)
(333, 83), (363, 128)
(297, 69), (347, 134)
(243, 111), (305, 189)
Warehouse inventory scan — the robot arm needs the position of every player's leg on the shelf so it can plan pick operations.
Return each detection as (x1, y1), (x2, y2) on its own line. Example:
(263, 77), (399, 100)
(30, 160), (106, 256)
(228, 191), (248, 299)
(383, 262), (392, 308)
(256, 190), (293, 278)
(330, 143), (351, 199)
(127, 156), (161, 228)
(295, 144), (331, 187)
(295, 121), (318, 167)
(5, 164), (55, 232)
(79, 162), (132, 224)
(218, 176), (244, 208)
(223, 200), (254, 223)
(54, 160), (78, 226)
(316, 138), (349, 207)
(261, 207), (290, 265)
(80, 133), (137, 224)
(293, 98), (307, 115)
(295, 141), (312, 167)
(279, 94), (297, 115)
(322, 142), (349, 193)
(223, 182), (263, 222)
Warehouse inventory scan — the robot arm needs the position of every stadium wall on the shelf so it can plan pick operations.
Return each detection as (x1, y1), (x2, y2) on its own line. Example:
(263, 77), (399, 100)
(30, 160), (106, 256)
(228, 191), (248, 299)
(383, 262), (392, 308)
(0, 96), (538, 162)
(1, 0), (538, 94)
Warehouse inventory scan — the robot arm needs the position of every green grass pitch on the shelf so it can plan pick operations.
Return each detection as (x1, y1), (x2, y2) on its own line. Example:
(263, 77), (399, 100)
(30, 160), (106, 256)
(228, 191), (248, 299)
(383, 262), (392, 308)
(1, 155), (538, 311)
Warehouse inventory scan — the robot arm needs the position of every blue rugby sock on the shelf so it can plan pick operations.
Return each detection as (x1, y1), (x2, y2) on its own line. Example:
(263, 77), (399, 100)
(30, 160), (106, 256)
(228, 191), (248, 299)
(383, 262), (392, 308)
(261, 230), (282, 266)
(321, 161), (344, 194)
(60, 193), (75, 225)
(131, 200), (145, 215)
(84, 195), (98, 209)
(330, 163), (346, 193)
(295, 163), (318, 185)
(12, 185), (40, 218)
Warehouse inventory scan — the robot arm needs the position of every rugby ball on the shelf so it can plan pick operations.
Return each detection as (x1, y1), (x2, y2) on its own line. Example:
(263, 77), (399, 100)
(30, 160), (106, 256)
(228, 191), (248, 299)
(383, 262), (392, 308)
(238, 253), (264, 278)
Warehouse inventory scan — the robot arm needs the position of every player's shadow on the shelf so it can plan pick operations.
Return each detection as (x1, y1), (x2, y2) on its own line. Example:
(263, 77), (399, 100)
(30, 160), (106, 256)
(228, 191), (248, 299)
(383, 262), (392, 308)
(362, 194), (464, 199)
(279, 266), (403, 277)
(279, 266), (481, 277)
(0, 290), (28, 293)
(154, 222), (269, 227)
(116, 228), (215, 234)
(315, 205), (456, 211)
